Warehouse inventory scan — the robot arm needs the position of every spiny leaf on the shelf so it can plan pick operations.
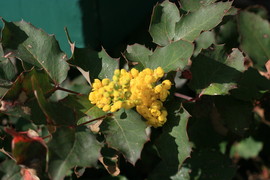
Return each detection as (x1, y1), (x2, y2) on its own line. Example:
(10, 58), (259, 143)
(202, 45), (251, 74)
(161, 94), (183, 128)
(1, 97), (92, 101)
(148, 40), (194, 72)
(68, 43), (118, 82)
(149, 0), (181, 46)
(194, 30), (216, 56)
(231, 68), (270, 101)
(60, 94), (106, 125)
(31, 74), (76, 126)
(150, 104), (192, 179)
(125, 44), (153, 68)
(2, 68), (53, 101)
(180, 0), (216, 12)
(100, 109), (148, 165)
(1, 19), (69, 84)
(238, 11), (270, 71)
(125, 40), (193, 72)
(174, 1), (232, 42)
(214, 95), (253, 136)
(186, 149), (236, 180)
(48, 127), (102, 180)
(230, 137), (263, 159)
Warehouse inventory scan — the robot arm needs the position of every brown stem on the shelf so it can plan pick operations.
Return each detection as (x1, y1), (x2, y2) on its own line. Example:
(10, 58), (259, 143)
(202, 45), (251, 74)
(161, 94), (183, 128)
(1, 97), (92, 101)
(174, 92), (194, 101)
(77, 113), (113, 127)
(56, 86), (83, 96)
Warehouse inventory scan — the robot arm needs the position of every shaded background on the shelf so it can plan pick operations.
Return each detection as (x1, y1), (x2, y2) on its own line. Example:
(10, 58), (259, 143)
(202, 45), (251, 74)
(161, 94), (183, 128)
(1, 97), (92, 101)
(0, 0), (269, 57)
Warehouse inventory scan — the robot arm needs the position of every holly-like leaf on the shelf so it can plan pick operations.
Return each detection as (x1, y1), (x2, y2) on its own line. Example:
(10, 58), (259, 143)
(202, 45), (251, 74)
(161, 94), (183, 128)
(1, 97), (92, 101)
(186, 149), (236, 180)
(189, 54), (241, 91)
(125, 40), (193, 72)
(154, 105), (191, 177)
(214, 96), (253, 136)
(230, 137), (263, 159)
(125, 44), (153, 68)
(194, 30), (216, 56)
(238, 11), (270, 71)
(1, 19), (69, 84)
(174, 1), (232, 42)
(100, 109), (148, 165)
(31, 74), (76, 126)
(48, 127), (102, 180)
(68, 44), (118, 82)
(61, 94), (106, 125)
(148, 40), (194, 72)
(0, 44), (16, 87)
(149, 0), (181, 46)
(0, 159), (21, 179)
(179, 0), (216, 12)
(2, 68), (53, 101)
(231, 68), (270, 101)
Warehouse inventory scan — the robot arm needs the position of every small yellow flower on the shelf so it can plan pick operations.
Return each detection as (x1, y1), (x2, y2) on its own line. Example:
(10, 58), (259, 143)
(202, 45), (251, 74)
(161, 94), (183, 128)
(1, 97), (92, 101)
(88, 67), (171, 127)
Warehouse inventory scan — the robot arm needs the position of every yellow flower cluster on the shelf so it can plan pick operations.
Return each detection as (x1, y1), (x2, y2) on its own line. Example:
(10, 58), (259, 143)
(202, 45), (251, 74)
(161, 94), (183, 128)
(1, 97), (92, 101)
(89, 67), (172, 127)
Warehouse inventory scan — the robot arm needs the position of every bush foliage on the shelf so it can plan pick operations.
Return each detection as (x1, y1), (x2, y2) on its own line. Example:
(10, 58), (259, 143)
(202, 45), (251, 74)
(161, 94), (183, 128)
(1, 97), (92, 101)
(1, 0), (270, 179)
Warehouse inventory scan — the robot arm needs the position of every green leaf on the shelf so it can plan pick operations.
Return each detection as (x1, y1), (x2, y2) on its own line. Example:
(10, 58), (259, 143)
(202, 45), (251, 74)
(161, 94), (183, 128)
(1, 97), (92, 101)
(179, 0), (216, 12)
(171, 167), (190, 180)
(214, 96), (253, 136)
(1, 19), (69, 84)
(48, 127), (102, 180)
(61, 94), (106, 125)
(125, 40), (193, 72)
(0, 44), (16, 87)
(231, 68), (270, 101)
(149, 0), (180, 46)
(216, 18), (239, 49)
(230, 137), (263, 159)
(174, 1), (232, 42)
(2, 68), (53, 101)
(194, 30), (216, 56)
(189, 54), (241, 91)
(100, 109), (148, 165)
(187, 149), (236, 180)
(156, 106), (191, 168)
(31, 74), (76, 126)
(225, 48), (246, 72)
(238, 11), (270, 71)
(150, 105), (192, 179)
(68, 45), (118, 82)
(148, 40), (194, 72)
(125, 44), (153, 68)
(0, 159), (21, 179)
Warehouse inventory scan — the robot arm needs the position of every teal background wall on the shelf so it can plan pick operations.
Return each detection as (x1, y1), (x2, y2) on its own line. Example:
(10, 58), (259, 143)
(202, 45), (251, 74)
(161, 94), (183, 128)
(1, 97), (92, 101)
(0, 0), (84, 55)
(0, 0), (159, 56)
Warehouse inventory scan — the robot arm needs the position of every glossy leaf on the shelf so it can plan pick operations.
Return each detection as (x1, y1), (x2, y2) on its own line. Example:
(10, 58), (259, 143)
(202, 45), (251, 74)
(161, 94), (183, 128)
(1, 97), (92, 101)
(1, 19), (69, 84)
(31, 74), (76, 126)
(231, 68), (270, 101)
(149, 0), (180, 46)
(238, 11), (270, 71)
(61, 94), (106, 125)
(2, 68), (53, 101)
(100, 109), (148, 165)
(174, 1), (232, 42)
(150, 105), (192, 179)
(48, 127), (102, 180)
(68, 44), (118, 82)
